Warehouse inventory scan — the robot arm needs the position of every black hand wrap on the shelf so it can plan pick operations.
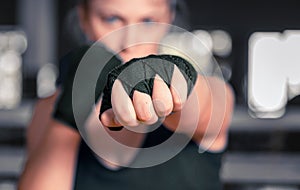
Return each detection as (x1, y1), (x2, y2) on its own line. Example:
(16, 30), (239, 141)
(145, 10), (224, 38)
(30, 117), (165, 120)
(100, 54), (198, 131)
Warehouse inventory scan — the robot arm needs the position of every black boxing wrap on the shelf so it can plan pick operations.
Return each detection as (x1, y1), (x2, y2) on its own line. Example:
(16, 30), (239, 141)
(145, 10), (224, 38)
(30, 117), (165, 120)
(99, 54), (198, 131)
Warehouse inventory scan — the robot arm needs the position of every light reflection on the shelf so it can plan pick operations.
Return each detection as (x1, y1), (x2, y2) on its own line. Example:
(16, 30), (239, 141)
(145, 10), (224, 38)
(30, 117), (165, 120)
(0, 51), (22, 109)
(0, 30), (27, 109)
(210, 30), (232, 57)
(248, 30), (300, 118)
(7, 31), (28, 54)
(37, 63), (58, 98)
(159, 30), (214, 75)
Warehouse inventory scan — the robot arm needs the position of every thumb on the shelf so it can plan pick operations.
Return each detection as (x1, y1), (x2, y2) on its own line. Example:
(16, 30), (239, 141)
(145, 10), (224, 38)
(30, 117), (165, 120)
(99, 108), (123, 131)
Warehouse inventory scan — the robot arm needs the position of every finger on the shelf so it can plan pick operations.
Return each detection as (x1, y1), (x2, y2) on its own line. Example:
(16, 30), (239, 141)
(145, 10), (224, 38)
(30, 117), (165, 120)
(170, 66), (188, 111)
(132, 90), (158, 125)
(111, 79), (139, 127)
(100, 108), (122, 127)
(152, 75), (173, 117)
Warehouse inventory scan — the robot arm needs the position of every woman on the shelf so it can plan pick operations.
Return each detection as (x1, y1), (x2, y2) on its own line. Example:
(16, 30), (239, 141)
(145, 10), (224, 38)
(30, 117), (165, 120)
(18, 0), (234, 189)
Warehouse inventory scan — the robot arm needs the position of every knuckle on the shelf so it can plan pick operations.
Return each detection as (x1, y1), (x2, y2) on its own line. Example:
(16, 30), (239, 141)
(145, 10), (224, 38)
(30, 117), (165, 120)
(160, 107), (172, 117)
(165, 105), (173, 115)
(173, 98), (184, 111)
(155, 103), (172, 117)
(138, 113), (152, 122)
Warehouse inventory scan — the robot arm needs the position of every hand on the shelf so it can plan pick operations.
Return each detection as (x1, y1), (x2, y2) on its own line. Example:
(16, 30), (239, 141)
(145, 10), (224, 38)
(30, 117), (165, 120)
(99, 55), (197, 131)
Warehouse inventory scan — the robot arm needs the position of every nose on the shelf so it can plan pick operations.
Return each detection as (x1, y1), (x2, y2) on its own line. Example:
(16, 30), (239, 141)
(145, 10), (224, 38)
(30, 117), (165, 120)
(118, 24), (159, 62)
(121, 26), (140, 51)
(119, 26), (143, 61)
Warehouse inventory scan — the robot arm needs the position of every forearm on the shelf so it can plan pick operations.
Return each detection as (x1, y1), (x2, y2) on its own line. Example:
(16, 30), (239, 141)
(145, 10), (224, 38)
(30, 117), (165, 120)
(194, 75), (234, 151)
(18, 121), (81, 190)
(26, 91), (59, 157)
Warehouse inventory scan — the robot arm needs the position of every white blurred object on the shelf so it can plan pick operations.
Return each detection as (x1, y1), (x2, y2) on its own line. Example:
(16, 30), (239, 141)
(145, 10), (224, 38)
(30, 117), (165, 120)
(7, 31), (28, 54)
(248, 30), (300, 118)
(159, 30), (214, 75)
(0, 51), (22, 109)
(210, 30), (232, 57)
(193, 30), (213, 52)
(37, 63), (58, 98)
(0, 29), (27, 109)
(0, 32), (9, 52)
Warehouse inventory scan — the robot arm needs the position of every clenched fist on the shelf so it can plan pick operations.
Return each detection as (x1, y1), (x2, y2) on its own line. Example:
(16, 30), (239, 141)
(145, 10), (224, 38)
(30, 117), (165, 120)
(99, 54), (198, 131)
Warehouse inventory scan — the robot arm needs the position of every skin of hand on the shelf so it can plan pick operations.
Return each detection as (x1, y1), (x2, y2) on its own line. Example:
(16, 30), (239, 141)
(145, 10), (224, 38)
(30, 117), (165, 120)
(100, 65), (188, 127)
(100, 65), (235, 151)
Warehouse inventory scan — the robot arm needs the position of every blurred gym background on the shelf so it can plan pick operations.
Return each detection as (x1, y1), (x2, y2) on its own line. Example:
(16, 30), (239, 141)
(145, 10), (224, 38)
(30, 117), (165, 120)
(0, 0), (300, 189)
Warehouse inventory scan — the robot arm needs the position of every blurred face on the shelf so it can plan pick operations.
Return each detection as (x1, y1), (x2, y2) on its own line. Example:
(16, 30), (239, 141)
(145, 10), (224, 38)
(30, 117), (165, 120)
(79, 0), (174, 61)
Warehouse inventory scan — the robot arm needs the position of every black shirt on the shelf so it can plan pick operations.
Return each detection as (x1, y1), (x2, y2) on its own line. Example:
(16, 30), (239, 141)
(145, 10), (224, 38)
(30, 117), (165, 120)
(53, 45), (223, 190)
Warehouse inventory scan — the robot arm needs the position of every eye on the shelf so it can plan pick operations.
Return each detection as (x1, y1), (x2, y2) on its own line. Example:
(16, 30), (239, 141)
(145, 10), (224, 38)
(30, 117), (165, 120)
(104, 16), (120, 24)
(142, 18), (154, 24)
